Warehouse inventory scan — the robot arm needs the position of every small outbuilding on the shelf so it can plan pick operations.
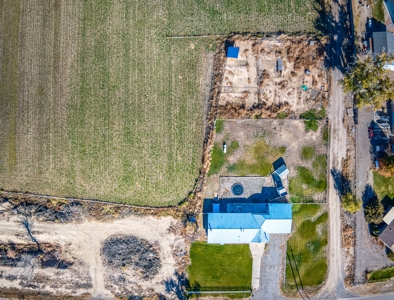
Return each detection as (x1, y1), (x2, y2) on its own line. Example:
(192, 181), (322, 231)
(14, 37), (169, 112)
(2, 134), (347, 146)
(227, 46), (240, 59)
(275, 164), (289, 179)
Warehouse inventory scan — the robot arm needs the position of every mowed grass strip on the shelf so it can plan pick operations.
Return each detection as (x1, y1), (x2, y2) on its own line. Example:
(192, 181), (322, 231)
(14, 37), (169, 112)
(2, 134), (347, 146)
(285, 204), (328, 288)
(188, 242), (252, 290)
(0, 0), (320, 205)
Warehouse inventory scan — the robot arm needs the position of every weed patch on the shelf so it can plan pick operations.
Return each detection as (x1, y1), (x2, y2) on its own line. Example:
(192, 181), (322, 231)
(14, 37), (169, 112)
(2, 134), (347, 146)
(209, 143), (225, 176)
(300, 107), (326, 132)
(215, 119), (224, 134)
(228, 140), (286, 176)
(301, 146), (315, 160)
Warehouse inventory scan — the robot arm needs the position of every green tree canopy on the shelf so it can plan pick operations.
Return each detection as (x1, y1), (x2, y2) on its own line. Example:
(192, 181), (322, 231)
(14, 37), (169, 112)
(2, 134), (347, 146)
(364, 200), (384, 224)
(341, 193), (362, 213)
(341, 52), (394, 108)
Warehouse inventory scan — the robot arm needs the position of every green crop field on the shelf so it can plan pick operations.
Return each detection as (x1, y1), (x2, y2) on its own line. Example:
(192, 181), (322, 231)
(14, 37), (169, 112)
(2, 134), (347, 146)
(0, 0), (320, 205)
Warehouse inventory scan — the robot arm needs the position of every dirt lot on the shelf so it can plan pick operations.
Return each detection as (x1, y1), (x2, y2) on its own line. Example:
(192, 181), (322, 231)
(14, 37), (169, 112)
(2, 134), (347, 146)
(205, 119), (327, 202)
(0, 210), (189, 299)
(218, 35), (329, 119)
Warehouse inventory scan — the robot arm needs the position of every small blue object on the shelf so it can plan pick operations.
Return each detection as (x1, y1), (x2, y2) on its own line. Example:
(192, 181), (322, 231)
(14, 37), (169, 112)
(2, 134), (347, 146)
(227, 47), (239, 59)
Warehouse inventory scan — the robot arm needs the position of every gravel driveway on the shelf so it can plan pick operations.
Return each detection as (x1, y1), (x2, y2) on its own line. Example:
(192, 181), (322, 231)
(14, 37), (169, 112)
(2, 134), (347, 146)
(252, 234), (289, 300)
(354, 107), (394, 284)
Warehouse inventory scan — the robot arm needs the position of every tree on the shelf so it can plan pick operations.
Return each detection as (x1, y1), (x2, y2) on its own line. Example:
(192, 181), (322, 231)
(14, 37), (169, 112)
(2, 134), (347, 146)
(378, 154), (394, 177)
(364, 200), (384, 224)
(340, 52), (394, 108)
(341, 193), (362, 213)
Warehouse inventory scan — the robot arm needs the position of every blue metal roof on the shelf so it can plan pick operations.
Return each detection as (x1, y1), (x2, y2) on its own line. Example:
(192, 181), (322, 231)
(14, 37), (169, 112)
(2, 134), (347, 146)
(264, 203), (292, 219)
(208, 213), (264, 229)
(227, 47), (239, 58)
(275, 164), (289, 177)
(207, 203), (292, 244)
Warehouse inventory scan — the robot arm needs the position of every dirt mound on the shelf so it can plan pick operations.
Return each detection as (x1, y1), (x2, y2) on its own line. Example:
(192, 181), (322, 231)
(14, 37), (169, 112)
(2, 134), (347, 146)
(101, 235), (161, 280)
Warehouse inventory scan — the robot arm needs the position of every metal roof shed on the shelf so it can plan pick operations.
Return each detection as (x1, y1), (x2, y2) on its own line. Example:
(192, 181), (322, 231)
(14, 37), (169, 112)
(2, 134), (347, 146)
(227, 47), (239, 59)
(275, 164), (289, 179)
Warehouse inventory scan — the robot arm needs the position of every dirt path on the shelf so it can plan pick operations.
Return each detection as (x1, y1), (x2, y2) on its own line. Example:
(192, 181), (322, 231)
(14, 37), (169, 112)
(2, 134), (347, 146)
(0, 216), (179, 298)
(317, 0), (349, 297)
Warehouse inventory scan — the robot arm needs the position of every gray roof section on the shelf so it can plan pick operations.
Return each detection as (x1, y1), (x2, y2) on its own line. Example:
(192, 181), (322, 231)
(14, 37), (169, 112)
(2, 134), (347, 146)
(373, 31), (394, 54)
(379, 219), (394, 250)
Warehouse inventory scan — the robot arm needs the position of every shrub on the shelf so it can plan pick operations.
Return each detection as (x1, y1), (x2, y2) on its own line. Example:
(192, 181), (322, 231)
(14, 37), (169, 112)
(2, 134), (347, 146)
(277, 111), (288, 119)
(387, 249), (394, 262)
(341, 193), (362, 213)
(365, 200), (384, 224)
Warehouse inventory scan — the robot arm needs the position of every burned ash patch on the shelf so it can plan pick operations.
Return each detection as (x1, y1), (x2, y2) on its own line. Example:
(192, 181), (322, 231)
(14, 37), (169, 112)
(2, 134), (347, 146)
(101, 235), (161, 280)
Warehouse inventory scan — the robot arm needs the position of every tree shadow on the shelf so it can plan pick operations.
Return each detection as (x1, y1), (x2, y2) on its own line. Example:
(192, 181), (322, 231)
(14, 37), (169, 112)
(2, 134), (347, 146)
(313, 0), (355, 73)
(361, 184), (378, 207)
(331, 168), (351, 196)
(164, 270), (190, 300)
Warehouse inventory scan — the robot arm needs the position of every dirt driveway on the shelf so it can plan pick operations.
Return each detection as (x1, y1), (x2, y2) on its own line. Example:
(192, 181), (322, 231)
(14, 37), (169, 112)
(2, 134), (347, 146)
(0, 215), (183, 298)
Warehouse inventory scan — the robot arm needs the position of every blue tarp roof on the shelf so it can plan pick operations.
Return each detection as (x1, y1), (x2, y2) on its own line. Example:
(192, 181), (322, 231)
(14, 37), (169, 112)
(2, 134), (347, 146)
(227, 47), (239, 58)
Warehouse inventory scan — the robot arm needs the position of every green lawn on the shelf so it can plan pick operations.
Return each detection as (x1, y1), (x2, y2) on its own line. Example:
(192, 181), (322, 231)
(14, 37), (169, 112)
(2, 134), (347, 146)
(373, 172), (394, 200)
(373, 0), (385, 23)
(285, 204), (328, 288)
(368, 266), (394, 282)
(188, 242), (252, 290)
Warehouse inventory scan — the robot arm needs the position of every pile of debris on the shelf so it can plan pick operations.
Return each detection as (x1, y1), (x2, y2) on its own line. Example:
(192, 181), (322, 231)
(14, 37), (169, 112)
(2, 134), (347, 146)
(0, 242), (72, 270)
(101, 235), (161, 280)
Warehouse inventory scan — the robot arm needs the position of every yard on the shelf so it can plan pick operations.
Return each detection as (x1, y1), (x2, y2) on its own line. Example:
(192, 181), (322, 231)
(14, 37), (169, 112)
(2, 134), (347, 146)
(187, 242), (252, 292)
(284, 204), (328, 292)
(0, 0), (321, 205)
(205, 119), (327, 202)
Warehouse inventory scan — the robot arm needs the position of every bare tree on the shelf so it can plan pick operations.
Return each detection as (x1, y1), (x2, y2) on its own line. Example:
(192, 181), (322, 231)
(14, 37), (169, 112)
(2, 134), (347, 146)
(19, 203), (40, 251)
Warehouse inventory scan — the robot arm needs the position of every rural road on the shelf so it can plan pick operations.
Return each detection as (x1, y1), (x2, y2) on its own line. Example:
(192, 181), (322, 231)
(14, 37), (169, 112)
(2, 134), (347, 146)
(0, 216), (178, 299)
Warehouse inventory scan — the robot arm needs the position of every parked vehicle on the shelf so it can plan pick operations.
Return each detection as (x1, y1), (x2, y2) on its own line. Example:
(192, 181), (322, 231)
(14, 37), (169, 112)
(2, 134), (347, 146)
(368, 127), (373, 139)
(369, 19), (372, 27)
(223, 142), (227, 154)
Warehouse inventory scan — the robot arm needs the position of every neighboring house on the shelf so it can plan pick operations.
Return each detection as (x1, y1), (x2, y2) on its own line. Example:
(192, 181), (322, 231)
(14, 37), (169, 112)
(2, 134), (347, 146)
(207, 202), (292, 244)
(373, 1), (394, 68)
(379, 206), (394, 251)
